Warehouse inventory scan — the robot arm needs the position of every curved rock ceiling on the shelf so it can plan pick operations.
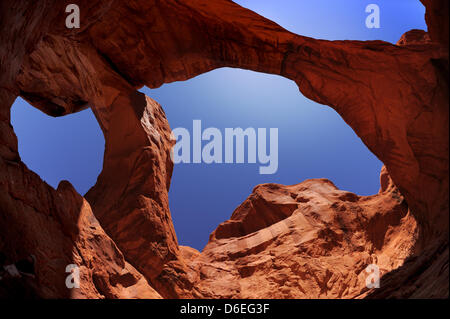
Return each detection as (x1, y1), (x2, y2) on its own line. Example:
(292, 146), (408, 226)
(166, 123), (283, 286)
(0, 0), (448, 298)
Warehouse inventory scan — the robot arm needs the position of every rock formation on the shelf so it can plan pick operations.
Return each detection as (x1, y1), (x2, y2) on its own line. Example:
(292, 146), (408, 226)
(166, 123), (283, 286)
(0, 0), (448, 298)
(185, 171), (418, 298)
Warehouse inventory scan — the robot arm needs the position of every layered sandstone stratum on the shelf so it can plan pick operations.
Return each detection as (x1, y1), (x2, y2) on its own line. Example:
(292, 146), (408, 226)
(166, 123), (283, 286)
(0, 0), (448, 298)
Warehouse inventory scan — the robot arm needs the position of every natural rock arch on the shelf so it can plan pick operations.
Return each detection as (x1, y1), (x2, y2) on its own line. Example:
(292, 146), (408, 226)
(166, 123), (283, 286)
(0, 0), (448, 298)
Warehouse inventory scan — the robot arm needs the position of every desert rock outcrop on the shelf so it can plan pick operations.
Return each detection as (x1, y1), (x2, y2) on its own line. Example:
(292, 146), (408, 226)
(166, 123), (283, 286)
(187, 172), (418, 298)
(0, 0), (448, 298)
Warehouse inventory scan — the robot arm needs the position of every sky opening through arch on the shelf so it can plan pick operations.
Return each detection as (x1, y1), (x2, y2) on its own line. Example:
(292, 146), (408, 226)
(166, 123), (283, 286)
(11, 0), (426, 251)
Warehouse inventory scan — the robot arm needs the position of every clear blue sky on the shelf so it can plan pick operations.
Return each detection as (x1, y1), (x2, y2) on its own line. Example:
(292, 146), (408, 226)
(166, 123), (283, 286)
(11, 0), (426, 251)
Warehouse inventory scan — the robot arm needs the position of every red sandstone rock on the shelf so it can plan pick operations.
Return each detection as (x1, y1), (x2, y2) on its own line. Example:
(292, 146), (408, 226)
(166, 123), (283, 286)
(420, 0), (449, 47)
(0, 154), (160, 298)
(0, 0), (448, 298)
(187, 171), (418, 298)
(397, 29), (431, 46)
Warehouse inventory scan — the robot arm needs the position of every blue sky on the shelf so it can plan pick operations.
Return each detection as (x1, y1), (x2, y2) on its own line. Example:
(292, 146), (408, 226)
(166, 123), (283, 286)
(11, 0), (427, 251)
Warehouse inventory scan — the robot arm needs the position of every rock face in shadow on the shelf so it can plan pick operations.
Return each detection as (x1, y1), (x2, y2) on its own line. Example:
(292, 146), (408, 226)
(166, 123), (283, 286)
(0, 0), (448, 298)
(420, 0), (449, 47)
(0, 114), (161, 298)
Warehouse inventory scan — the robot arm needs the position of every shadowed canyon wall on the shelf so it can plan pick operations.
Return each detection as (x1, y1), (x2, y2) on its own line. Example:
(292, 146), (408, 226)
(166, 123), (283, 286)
(0, 0), (448, 298)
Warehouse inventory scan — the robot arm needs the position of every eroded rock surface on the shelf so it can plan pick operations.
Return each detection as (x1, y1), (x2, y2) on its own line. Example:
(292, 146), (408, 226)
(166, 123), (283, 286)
(0, 122), (161, 298)
(185, 170), (418, 298)
(0, 0), (448, 298)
